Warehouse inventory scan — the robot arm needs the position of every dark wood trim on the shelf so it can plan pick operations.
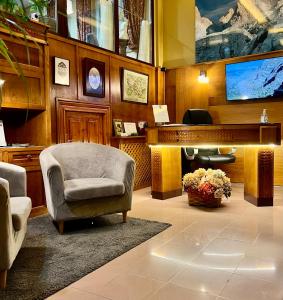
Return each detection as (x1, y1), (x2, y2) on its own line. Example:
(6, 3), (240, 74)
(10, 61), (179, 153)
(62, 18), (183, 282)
(151, 189), (183, 200)
(0, 270), (7, 289)
(244, 193), (273, 207)
(29, 206), (48, 218)
(114, 0), (120, 54)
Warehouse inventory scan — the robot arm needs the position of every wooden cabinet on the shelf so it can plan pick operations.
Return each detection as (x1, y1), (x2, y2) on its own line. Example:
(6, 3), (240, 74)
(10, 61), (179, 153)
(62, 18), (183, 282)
(1, 147), (45, 211)
(111, 137), (151, 190)
(57, 98), (111, 144)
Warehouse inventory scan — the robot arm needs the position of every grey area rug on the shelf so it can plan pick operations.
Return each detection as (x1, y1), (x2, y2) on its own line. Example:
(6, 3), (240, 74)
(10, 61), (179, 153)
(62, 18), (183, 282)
(0, 214), (171, 300)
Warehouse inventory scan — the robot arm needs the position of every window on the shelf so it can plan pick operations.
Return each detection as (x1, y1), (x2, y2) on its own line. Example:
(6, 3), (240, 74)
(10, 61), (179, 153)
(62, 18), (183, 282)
(48, 0), (153, 64)
(118, 0), (152, 63)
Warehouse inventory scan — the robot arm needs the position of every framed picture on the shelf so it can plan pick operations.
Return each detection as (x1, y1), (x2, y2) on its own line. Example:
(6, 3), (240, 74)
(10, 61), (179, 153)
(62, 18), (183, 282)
(54, 57), (70, 86)
(83, 58), (105, 98)
(137, 121), (148, 135)
(123, 122), (138, 136)
(121, 69), (149, 104)
(113, 119), (124, 136)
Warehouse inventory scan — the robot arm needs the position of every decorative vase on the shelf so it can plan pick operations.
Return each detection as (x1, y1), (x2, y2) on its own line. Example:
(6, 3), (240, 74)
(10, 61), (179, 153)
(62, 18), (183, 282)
(187, 190), (222, 208)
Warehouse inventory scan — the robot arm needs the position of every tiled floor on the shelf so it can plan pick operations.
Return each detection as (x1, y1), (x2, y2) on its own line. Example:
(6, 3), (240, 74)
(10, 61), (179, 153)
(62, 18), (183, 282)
(48, 184), (283, 300)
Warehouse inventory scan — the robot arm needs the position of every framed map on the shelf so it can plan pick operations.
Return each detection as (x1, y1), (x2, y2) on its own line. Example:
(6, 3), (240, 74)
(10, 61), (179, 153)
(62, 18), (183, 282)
(121, 69), (149, 104)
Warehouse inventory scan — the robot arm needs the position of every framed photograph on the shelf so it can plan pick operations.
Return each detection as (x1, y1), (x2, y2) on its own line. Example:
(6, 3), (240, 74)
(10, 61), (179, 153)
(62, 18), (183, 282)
(83, 58), (105, 97)
(121, 69), (149, 104)
(113, 119), (124, 136)
(137, 121), (148, 135)
(54, 57), (70, 86)
(123, 122), (138, 136)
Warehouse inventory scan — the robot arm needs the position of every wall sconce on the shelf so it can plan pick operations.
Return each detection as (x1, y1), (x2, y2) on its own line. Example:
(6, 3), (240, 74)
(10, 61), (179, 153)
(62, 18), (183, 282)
(198, 70), (209, 84)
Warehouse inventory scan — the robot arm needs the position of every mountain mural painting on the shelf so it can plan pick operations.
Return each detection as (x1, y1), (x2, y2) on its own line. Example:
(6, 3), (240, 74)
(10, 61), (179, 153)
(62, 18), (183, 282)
(196, 0), (283, 63)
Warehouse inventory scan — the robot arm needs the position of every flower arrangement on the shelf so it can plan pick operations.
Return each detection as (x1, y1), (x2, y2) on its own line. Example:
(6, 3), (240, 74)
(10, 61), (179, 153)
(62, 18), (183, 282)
(183, 168), (232, 207)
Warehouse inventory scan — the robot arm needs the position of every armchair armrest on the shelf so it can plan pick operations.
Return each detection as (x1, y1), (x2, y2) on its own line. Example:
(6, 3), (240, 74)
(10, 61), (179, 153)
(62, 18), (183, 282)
(105, 149), (136, 193)
(0, 162), (26, 197)
(39, 151), (65, 216)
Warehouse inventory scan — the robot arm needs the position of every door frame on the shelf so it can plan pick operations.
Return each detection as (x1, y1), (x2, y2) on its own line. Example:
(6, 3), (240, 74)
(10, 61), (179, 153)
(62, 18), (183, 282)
(56, 98), (111, 144)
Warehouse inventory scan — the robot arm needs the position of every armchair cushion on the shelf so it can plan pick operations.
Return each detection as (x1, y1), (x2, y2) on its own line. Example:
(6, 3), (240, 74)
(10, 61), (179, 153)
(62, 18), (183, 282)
(10, 197), (31, 231)
(64, 178), (125, 202)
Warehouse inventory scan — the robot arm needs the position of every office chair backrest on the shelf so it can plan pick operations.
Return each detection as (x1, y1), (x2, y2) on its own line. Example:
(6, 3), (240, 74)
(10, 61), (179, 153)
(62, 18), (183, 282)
(183, 109), (213, 125)
(183, 109), (218, 156)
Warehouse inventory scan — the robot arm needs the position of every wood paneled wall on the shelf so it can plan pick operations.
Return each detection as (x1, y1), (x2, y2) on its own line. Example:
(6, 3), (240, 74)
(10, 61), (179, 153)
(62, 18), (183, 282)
(166, 50), (283, 185)
(48, 34), (163, 143)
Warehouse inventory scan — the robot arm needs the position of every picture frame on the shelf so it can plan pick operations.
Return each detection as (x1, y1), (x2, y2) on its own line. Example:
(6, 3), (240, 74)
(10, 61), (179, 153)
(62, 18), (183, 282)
(113, 119), (124, 136)
(137, 121), (148, 135)
(54, 57), (70, 86)
(83, 58), (105, 98)
(121, 69), (149, 104)
(123, 122), (138, 136)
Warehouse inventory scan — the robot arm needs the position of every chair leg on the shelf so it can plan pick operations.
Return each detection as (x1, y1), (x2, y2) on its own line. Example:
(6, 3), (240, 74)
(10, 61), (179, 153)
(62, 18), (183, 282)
(57, 221), (64, 234)
(0, 270), (7, 289)
(122, 211), (127, 223)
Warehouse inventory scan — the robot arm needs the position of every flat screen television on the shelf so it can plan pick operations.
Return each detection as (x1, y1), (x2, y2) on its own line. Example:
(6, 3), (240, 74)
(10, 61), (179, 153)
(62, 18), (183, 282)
(226, 56), (283, 101)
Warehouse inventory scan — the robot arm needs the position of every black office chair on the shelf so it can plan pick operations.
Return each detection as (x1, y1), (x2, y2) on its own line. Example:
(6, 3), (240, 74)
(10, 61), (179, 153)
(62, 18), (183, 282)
(182, 109), (236, 174)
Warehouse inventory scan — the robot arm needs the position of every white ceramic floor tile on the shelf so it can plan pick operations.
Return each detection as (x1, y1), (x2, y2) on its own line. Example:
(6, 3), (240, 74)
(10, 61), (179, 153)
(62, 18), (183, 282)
(93, 274), (164, 300)
(147, 283), (217, 300)
(47, 287), (109, 300)
(49, 185), (283, 300)
(170, 266), (232, 296)
(220, 274), (283, 300)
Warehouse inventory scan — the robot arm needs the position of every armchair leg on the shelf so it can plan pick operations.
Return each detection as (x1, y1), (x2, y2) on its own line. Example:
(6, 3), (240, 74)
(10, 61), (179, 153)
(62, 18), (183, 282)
(122, 211), (127, 223)
(57, 221), (64, 234)
(0, 270), (7, 289)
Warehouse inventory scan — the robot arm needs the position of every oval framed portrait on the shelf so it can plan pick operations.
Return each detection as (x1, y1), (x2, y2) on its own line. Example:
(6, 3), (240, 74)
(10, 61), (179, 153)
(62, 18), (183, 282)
(83, 58), (105, 98)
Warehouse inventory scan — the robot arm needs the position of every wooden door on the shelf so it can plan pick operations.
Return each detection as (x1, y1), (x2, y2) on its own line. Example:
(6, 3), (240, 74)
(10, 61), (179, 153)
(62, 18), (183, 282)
(65, 111), (86, 142)
(85, 114), (104, 143)
(56, 99), (111, 144)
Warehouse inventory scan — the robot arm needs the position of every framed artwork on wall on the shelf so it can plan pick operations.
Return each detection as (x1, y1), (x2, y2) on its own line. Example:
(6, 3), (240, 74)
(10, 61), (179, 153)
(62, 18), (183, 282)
(83, 58), (105, 98)
(54, 57), (70, 86)
(121, 69), (149, 104)
(195, 1), (283, 63)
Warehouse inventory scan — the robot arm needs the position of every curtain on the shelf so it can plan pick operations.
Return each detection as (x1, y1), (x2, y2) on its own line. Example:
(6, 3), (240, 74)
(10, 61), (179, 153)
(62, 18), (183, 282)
(138, 20), (151, 62)
(76, 0), (92, 42)
(124, 0), (145, 50)
(97, 0), (114, 50)
(67, 0), (79, 39)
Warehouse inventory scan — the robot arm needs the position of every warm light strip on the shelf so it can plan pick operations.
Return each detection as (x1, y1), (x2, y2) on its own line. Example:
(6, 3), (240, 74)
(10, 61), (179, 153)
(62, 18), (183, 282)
(148, 144), (277, 148)
(239, 0), (267, 24)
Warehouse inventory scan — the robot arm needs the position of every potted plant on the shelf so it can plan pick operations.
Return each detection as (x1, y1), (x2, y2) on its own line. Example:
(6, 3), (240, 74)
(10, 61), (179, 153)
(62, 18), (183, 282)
(183, 168), (232, 208)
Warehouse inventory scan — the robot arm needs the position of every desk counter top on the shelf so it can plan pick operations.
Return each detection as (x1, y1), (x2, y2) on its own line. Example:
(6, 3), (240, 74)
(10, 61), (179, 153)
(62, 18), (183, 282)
(147, 124), (281, 146)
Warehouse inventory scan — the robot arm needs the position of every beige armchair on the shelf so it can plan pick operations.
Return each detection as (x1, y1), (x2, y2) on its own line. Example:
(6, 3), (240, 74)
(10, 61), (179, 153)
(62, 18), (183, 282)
(40, 143), (135, 234)
(0, 162), (32, 289)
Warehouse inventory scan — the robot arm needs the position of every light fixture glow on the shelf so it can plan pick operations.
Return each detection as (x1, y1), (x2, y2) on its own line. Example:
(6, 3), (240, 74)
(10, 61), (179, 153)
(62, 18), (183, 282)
(149, 144), (277, 148)
(0, 79), (5, 87)
(198, 70), (209, 84)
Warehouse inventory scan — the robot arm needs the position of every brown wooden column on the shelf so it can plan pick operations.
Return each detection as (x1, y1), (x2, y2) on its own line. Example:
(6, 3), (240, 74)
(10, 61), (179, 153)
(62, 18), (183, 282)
(244, 147), (274, 206)
(151, 147), (182, 200)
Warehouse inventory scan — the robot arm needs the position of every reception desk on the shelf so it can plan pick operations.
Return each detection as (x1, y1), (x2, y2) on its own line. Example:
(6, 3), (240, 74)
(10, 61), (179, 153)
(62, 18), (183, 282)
(147, 124), (281, 206)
